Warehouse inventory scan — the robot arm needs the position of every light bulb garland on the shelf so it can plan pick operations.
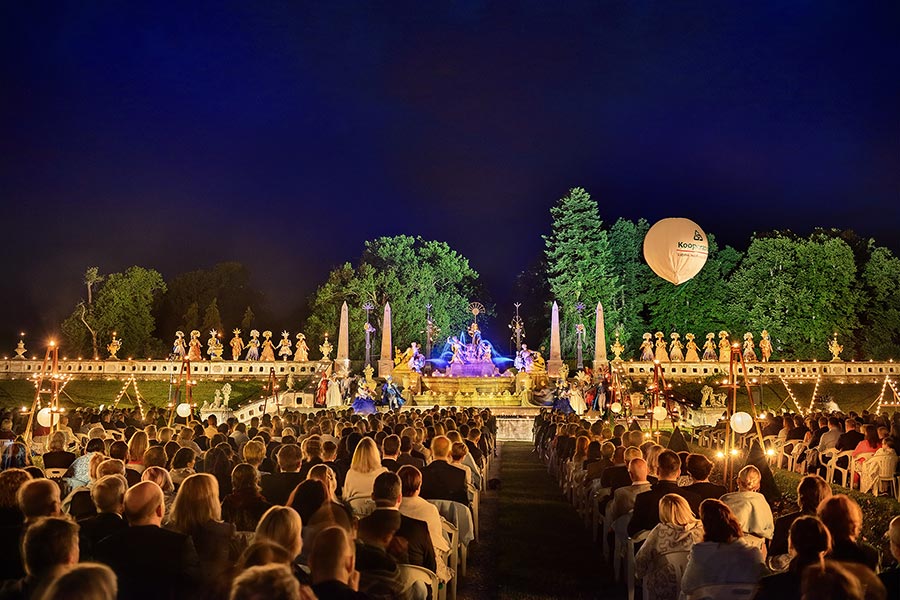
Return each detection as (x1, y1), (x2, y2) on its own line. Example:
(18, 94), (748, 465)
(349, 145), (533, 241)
(807, 375), (822, 414)
(874, 376), (900, 415)
(779, 377), (806, 414)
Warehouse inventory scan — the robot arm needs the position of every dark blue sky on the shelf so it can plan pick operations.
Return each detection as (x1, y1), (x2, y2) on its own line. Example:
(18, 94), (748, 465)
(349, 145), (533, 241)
(2, 2), (898, 344)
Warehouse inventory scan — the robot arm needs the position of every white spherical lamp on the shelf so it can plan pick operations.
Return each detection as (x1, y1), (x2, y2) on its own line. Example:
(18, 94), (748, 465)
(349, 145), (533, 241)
(175, 403), (192, 418)
(610, 402), (622, 414)
(36, 407), (56, 428)
(652, 405), (668, 421)
(730, 411), (753, 434)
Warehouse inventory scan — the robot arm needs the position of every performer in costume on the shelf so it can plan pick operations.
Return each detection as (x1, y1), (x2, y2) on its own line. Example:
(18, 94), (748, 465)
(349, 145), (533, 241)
(552, 381), (574, 414)
(684, 333), (700, 362)
(514, 344), (534, 372)
(407, 342), (426, 373)
(277, 331), (293, 360)
(293, 333), (309, 362)
(245, 330), (260, 361)
(381, 376), (404, 410)
(569, 382), (586, 415)
(172, 331), (186, 359)
(326, 374), (343, 408)
(669, 333), (684, 362)
(718, 331), (731, 363)
(314, 372), (328, 408)
(742, 332), (757, 362)
(639, 333), (654, 361)
(654, 332), (670, 362)
(260, 331), (276, 362)
(759, 330), (773, 362)
(351, 383), (377, 415)
(230, 329), (245, 361)
(187, 330), (202, 361)
(701, 333), (717, 361)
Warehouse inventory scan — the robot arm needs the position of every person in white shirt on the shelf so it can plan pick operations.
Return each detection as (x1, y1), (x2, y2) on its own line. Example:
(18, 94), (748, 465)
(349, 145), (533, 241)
(719, 465), (774, 553)
(342, 438), (388, 513)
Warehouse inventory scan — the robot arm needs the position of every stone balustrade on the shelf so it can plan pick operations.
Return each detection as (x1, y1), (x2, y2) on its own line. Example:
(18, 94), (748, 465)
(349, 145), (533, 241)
(616, 359), (899, 381)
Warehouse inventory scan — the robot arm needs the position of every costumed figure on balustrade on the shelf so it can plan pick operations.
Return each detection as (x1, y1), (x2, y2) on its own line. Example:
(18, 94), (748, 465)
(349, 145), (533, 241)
(277, 331), (292, 361)
(514, 344), (534, 372)
(759, 330), (773, 362)
(381, 376), (404, 410)
(260, 331), (276, 362)
(742, 332), (757, 362)
(293, 333), (309, 362)
(245, 330), (260, 361)
(326, 373), (343, 408)
(717, 331), (731, 363)
(669, 333), (684, 362)
(654, 332), (670, 362)
(207, 330), (223, 361)
(230, 329), (244, 361)
(701, 333), (717, 361)
(351, 382), (377, 415)
(314, 372), (328, 408)
(684, 333), (700, 362)
(187, 330), (202, 361)
(639, 333), (654, 361)
(172, 331), (186, 360)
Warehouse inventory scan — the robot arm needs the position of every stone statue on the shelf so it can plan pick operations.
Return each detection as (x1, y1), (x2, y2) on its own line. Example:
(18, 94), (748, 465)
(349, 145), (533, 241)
(229, 329), (245, 361)
(829, 334), (843, 362)
(514, 343), (534, 372)
(700, 385), (727, 408)
(107, 333), (123, 360)
(293, 333), (309, 362)
(221, 383), (231, 405)
(277, 331), (293, 360)
(13, 338), (26, 360)
(759, 330), (773, 362)
(187, 330), (202, 361)
(742, 332), (757, 362)
(172, 331), (186, 359)
(259, 331), (276, 361)
(319, 334), (333, 360)
(212, 389), (222, 409)
(610, 333), (625, 362)
(639, 333), (654, 361)
(669, 333), (684, 362)
(285, 373), (295, 391)
(717, 331), (731, 363)
(654, 332), (670, 362)
(684, 333), (700, 362)
(531, 351), (547, 374)
(245, 330), (260, 361)
(207, 330), (223, 361)
(363, 363), (376, 389)
(407, 342), (425, 373)
(702, 333), (717, 361)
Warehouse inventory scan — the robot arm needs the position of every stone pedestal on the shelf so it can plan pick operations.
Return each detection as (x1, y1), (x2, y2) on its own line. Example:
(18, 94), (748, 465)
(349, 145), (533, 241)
(378, 359), (393, 379)
(333, 359), (350, 378)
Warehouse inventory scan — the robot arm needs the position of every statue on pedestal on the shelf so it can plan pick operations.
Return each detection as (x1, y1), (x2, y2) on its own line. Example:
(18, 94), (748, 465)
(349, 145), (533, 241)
(13, 338), (27, 360)
(669, 333), (684, 362)
(319, 334), (333, 360)
(639, 333), (654, 361)
(107, 333), (123, 360)
(742, 332), (757, 362)
(514, 343), (535, 372)
(187, 330), (202, 361)
(702, 333), (717, 361)
(229, 329), (244, 361)
(221, 383), (232, 406)
(172, 331), (186, 360)
(212, 389), (222, 409)
(759, 330), (773, 362)
(363, 363), (376, 390)
(654, 332), (670, 362)
(684, 333), (700, 362)
(717, 331), (731, 363)
(829, 334), (843, 362)
(407, 342), (425, 373)
(293, 333), (309, 362)
(259, 331), (276, 362)
(245, 330), (260, 361)
(277, 331), (293, 361)
(207, 330), (224, 361)
(610, 333), (625, 362)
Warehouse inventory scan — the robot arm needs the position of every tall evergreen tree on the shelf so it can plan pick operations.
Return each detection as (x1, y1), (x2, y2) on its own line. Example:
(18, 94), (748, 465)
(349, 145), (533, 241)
(544, 187), (621, 357)
(608, 217), (651, 354)
(859, 245), (900, 359)
(241, 306), (255, 331)
(202, 298), (223, 335)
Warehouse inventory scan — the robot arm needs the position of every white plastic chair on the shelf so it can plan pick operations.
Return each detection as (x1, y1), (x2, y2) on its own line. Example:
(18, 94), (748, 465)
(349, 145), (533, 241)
(440, 518), (459, 600)
(44, 467), (68, 479)
(825, 450), (854, 487)
(640, 549), (690, 600)
(400, 564), (441, 600)
(624, 530), (650, 600)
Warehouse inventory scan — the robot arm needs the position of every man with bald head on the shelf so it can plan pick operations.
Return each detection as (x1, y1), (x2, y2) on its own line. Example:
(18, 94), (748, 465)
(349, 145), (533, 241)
(95, 481), (200, 600)
(419, 435), (469, 505)
(607, 457), (652, 525)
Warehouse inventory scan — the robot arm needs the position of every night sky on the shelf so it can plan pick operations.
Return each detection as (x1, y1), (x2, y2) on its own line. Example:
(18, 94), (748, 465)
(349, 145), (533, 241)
(2, 2), (898, 345)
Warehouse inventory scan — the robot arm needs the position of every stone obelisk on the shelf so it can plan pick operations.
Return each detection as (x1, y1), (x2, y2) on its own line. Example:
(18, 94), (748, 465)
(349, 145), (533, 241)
(378, 302), (393, 378)
(548, 301), (563, 376)
(593, 301), (608, 376)
(334, 301), (350, 376)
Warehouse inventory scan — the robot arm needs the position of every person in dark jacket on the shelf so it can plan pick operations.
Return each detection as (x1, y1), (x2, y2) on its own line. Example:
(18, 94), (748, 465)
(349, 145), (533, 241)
(628, 450), (701, 536)
(78, 475), (128, 560)
(221, 463), (272, 532)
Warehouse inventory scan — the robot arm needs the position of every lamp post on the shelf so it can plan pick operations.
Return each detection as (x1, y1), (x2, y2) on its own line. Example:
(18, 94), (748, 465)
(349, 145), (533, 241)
(574, 302), (586, 371)
(363, 301), (374, 368)
(509, 302), (524, 354)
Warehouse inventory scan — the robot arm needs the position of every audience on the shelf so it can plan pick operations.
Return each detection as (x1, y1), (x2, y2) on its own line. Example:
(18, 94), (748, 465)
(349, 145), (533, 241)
(818, 494), (880, 572)
(628, 450), (701, 536)
(720, 465), (775, 553)
(419, 435), (468, 506)
(261, 445), (306, 506)
(343, 438), (388, 514)
(39, 562), (118, 600)
(221, 463), (272, 532)
(309, 526), (366, 600)
(755, 516), (832, 600)
(634, 494), (704, 600)
(0, 516), (79, 600)
(770, 475), (832, 561)
(77, 474), (128, 559)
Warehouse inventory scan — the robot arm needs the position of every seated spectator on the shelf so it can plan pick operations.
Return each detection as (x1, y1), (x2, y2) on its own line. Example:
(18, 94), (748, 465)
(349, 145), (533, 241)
(755, 516), (831, 600)
(231, 564), (315, 600)
(141, 466), (176, 516)
(255, 506), (304, 571)
(41, 431), (77, 470)
(852, 425), (881, 461)
(343, 438), (389, 512)
(287, 480), (327, 525)
(0, 469), (31, 528)
(238, 540), (294, 571)
(607, 457), (652, 525)
(681, 499), (766, 595)
(818, 494), (879, 572)
(78, 474), (128, 559)
(354, 505), (408, 599)
(309, 526), (367, 600)
(0, 516), (79, 600)
(306, 464), (342, 507)
(770, 475), (832, 560)
(242, 440), (267, 474)
(260, 445), (305, 506)
(177, 426), (202, 454)
(221, 463), (272, 532)
(63, 438), (105, 491)
(801, 561), (866, 600)
(2, 442), (30, 471)
(449, 441), (474, 490)
(167, 473), (237, 595)
(419, 435), (468, 506)
(720, 465), (774, 551)
(40, 562), (118, 600)
(381, 435), (401, 472)
(0, 418), (17, 441)
(126, 431), (149, 474)
(635, 494), (704, 600)
(628, 450), (701, 536)
(19, 478), (63, 524)
(142, 445), (168, 469)
(398, 465), (451, 575)
(879, 516), (900, 597)
(584, 441), (615, 485)
(682, 454), (726, 501)
(95, 481), (200, 600)
(600, 446), (640, 492)
(396, 436), (425, 470)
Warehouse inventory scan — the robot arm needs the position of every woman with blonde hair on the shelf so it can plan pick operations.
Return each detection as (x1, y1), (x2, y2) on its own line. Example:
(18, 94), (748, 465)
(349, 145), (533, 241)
(141, 466), (176, 515)
(255, 505), (304, 560)
(168, 473), (237, 593)
(40, 562), (117, 600)
(635, 494), (704, 600)
(342, 437), (387, 513)
(42, 431), (76, 470)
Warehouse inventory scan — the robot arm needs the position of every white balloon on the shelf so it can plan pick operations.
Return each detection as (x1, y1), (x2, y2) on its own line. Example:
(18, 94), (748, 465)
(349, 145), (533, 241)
(642, 218), (709, 285)
(175, 403), (192, 418)
(730, 411), (753, 434)
(610, 402), (622, 414)
(652, 405), (668, 421)
(37, 407), (57, 428)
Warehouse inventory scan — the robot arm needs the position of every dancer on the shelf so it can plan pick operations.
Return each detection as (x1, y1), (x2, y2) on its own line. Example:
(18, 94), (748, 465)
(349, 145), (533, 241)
(245, 330), (260, 361)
